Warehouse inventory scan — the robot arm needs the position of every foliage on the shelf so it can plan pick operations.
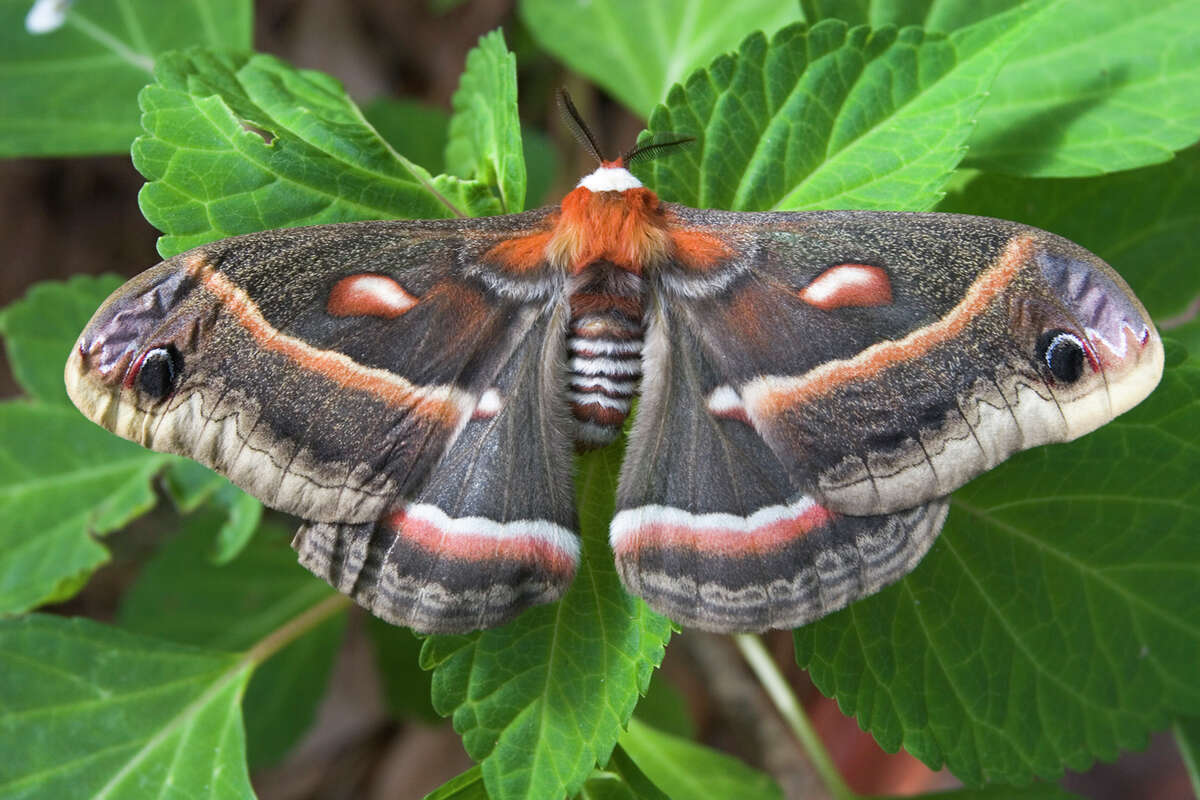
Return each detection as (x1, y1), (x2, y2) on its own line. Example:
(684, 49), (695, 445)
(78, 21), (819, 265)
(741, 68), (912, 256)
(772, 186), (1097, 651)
(1, 1), (1198, 798)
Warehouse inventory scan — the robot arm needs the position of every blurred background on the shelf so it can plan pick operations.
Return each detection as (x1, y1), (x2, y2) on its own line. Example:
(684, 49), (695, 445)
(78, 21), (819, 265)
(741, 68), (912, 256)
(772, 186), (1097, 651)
(1, 2), (1193, 798)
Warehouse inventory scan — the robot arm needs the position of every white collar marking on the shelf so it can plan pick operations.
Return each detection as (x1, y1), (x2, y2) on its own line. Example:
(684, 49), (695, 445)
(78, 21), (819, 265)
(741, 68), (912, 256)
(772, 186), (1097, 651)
(577, 166), (643, 192)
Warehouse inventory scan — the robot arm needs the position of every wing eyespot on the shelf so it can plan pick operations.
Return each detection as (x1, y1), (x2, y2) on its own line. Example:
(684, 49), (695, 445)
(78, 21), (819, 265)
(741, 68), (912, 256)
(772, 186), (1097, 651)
(132, 346), (183, 399)
(1036, 329), (1086, 383)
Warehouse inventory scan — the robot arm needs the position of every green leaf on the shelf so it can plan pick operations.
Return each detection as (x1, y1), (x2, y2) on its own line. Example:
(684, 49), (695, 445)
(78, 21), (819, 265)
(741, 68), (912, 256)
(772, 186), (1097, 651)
(208, 482), (263, 564)
(446, 30), (526, 213)
(0, 274), (124, 405)
(422, 447), (673, 800)
(1176, 716), (1200, 798)
(159, 459), (262, 562)
(518, 0), (800, 117)
(364, 97), (452, 174)
(134, 49), (502, 258)
(0, 0), (251, 156)
(965, 0), (1200, 177)
(0, 403), (169, 614)
(642, 12), (1041, 212)
(939, 146), (1200, 320)
(0, 615), (254, 799)
(632, 672), (695, 739)
(1166, 322), (1200, 359)
(594, 746), (672, 800)
(366, 615), (438, 722)
(366, 96), (559, 209)
(119, 514), (345, 769)
(794, 354), (1200, 784)
(618, 718), (783, 800)
(798, 0), (1026, 31)
(424, 766), (489, 800)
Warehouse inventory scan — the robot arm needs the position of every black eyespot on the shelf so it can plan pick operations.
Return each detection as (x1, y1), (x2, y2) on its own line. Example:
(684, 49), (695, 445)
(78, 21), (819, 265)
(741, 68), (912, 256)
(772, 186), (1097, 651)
(1037, 330), (1086, 383)
(136, 346), (182, 399)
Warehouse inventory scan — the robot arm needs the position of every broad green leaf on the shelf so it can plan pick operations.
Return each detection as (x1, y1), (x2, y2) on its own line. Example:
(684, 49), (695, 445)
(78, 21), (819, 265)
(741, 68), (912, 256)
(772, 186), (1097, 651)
(366, 615), (438, 723)
(618, 718), (783, 800)
(0, 274), (123, 406)
(939, 146), (1200, 320)
(0, 403), (168, 614)
(1176, 716), (1200, 797)
(424, 766), (489, 800)
(965, 0), (1200, 177)
(119, 515), (345, 769)
(0, 615), (254, 799)
(0, 0), (251, 156)
(518, 0), (800, 117)
(134, 49), (502, 258)
(799, 0), (1025, 31)
(364, 96), (452, 174)
(422, 447), (673, 800)
(1166, 323), (1200, 359)
(642, 12), (1041, 212)
(446, 30), (526, 213)
(795, 354), (1200, 784)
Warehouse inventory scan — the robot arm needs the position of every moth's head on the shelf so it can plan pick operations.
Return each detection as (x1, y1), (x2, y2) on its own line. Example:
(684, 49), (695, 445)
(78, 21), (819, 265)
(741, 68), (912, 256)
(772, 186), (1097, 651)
(65, 259), (206, 444)
(1014, 231), (1163, 440)
(556, 88), (691, 195)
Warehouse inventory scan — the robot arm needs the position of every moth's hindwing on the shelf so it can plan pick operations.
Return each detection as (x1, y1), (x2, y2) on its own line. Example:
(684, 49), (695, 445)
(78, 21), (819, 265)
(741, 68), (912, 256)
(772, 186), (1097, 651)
(659, 207), (1164, 517)
(65, 214), (581, 633)
(614, 294), (950, 632)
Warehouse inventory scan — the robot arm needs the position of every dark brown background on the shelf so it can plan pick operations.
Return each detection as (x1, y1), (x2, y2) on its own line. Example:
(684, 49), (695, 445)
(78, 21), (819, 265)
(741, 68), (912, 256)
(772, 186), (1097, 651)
(4, 2), (1190, 797)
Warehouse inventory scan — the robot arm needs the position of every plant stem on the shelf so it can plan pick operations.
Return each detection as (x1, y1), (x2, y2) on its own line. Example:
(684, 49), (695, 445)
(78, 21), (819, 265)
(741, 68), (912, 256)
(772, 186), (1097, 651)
(244, 593), (351, 667)
(733, 634), (856, 800)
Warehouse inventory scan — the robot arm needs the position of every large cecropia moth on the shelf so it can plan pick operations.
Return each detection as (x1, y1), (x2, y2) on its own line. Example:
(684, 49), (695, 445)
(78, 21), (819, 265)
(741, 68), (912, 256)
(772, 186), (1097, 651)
(64, 95), (1163, 635)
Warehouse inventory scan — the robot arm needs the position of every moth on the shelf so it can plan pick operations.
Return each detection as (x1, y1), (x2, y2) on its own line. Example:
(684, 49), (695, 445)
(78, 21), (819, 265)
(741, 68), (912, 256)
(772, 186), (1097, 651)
(65, 94), (1164, 634)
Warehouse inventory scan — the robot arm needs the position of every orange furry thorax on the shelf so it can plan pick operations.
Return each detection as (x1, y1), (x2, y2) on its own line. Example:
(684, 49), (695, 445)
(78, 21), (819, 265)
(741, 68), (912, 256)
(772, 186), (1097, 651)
(546, 187), (671, 274)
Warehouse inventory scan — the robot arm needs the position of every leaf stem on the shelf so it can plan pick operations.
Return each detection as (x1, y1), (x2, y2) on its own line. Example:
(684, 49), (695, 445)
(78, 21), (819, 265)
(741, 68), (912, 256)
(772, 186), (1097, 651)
(243, 593), (351, 667)
(732, 634), (856, 800)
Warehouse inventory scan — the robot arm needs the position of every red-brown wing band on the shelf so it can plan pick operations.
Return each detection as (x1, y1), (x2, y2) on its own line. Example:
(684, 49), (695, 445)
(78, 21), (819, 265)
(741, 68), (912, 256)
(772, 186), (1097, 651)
(652, 207), (1163, 516)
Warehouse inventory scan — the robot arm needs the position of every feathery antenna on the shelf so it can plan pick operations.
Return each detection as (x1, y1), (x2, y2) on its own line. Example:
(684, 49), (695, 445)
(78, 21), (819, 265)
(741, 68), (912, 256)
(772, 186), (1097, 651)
(556, 89), (606, 165)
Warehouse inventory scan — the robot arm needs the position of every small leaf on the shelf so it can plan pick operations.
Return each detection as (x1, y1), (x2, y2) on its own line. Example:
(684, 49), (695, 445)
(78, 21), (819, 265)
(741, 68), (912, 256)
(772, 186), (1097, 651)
(446, 30), (526, 213)
(643, 11), (1043, 212)
(0, 274), (124, 405)
(423, 447), (672, 800)
(208, 482), (262, 564)
(119, 514), (345, 769)
(518, 0), (801, 117)
(0, 615), (254, 798)
(134, 49), (502, 258)
(965, 0), (1200, 177)
(618, 718), (783, 800)
(939, 145), (1200, 320)
(0, 0), (252, 156)
(795, 354), (1200, 784)
(423, 766), (489, 800)
(0, 403), (169, 614)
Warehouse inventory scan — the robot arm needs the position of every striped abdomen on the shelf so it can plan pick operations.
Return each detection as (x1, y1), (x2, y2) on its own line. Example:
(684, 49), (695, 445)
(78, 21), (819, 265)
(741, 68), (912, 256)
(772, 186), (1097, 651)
(568, 265), (644, 448)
